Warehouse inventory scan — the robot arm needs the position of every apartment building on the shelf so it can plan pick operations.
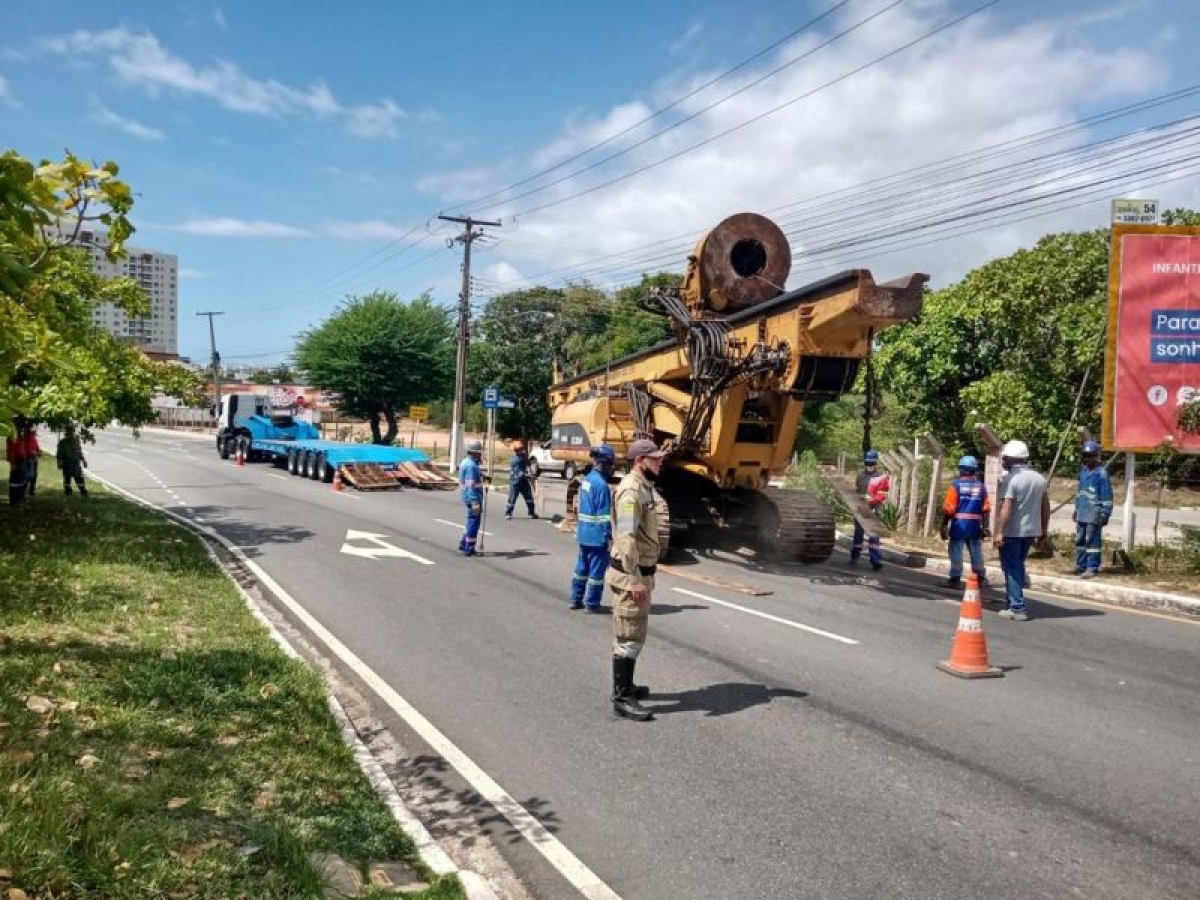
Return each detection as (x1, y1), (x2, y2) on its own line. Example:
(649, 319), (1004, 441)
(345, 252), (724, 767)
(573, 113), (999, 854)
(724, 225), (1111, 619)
(64, 226), (179, 355)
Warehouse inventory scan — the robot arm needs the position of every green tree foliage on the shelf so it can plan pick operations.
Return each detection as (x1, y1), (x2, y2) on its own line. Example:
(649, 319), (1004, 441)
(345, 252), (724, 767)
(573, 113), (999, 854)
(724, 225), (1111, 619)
(249, 363), (297, 384)
(1, 149), (205, 435)
(1161, 208), (1200, 226)
(470, 275), (676, 439)
(874, 228), (1111, 462)
(295, 291), (453, 444)
(795, 391), (912, 462)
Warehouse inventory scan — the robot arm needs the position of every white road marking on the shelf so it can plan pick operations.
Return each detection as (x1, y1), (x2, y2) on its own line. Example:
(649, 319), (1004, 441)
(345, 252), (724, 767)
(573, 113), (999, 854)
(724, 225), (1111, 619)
(267, 473), (289, 480)
(86, 470), (620, 900)
(333, 491), (362, 501)
(340, 530), (434, 565)
(671, 587), (860, 645)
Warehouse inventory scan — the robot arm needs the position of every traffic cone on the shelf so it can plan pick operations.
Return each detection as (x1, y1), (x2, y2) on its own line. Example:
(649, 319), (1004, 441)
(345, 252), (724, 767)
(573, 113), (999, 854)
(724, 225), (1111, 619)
(936, 573), (1003, 679)
(235, 445), (245, 467)
(332, 468), (343, 492)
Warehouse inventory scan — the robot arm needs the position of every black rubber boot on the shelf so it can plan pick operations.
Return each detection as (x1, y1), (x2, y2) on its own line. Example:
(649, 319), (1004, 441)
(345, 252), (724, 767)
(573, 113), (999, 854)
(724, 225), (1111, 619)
(612, 657), (653, 721)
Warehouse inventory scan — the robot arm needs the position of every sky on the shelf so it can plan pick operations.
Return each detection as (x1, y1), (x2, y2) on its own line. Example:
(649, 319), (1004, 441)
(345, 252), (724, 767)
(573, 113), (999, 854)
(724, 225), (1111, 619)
(3, 0), (1199, 366)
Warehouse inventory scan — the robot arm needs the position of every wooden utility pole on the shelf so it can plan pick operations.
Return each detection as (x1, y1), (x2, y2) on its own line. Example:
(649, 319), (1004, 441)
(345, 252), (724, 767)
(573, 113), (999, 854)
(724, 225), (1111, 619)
(439, 214), (500, 468)
(196, 311), (225, 422)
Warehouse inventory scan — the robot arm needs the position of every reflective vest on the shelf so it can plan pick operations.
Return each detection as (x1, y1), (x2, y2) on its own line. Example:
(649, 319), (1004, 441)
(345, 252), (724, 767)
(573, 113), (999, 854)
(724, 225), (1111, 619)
(942, 475), (989, 539)
(1076, 464), (1113, 525)
(576, 469), (613, 547)
(458, 456), (483, 503)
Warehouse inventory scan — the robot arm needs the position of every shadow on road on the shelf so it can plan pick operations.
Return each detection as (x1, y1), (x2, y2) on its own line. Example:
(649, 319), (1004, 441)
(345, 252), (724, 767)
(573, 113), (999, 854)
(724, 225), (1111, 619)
(647, 681), (808, 718)
(183, 505), (315, 558)
(480, 548), (550, 560)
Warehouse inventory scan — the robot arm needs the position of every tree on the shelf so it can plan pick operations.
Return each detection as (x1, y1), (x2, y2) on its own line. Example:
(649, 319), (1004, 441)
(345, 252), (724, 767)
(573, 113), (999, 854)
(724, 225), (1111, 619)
(1, 149), (205, 436)
(874, 228), (1111, 462)
(295, 291), (454, 444)
(249, 363), (297, 385)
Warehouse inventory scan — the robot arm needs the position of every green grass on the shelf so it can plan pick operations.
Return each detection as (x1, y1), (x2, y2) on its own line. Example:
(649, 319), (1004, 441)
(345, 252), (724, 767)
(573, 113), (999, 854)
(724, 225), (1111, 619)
(0, 462), (465, 899)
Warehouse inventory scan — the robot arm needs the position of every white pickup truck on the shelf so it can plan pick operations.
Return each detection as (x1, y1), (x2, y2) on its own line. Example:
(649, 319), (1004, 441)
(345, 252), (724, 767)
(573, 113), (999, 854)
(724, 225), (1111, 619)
(528, 440), (577, 480)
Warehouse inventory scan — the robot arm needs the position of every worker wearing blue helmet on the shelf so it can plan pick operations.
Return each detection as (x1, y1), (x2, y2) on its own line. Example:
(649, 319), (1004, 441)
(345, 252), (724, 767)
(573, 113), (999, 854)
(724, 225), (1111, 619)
(939, 454), (991, 589)
(569, 444), (616, 612)
(850, 449), (888, 570)
(1073, 439), (1112, 578)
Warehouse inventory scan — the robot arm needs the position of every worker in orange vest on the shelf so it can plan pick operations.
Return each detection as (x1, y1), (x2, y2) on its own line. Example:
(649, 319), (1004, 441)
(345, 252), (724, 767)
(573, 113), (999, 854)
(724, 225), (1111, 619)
(939, 455), (991, 589)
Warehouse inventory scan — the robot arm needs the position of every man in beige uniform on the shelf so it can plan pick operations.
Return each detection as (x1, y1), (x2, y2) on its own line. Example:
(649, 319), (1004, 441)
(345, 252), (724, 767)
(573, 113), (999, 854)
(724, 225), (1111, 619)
(606, 438), (665, 722)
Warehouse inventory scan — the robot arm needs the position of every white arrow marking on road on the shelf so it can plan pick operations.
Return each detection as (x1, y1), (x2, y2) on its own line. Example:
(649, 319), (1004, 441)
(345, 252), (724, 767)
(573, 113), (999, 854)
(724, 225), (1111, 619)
(340, 529), (434, 565)
(672, 587), (860, 645)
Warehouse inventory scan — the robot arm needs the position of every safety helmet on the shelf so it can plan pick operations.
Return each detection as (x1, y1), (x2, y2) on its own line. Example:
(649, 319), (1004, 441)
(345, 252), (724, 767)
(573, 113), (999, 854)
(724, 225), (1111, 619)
(510, 440), (526, 452)
(1001, 439), (1029, 460)
(1081, 439), (1100, 455)
(864, 449), (880, 464)
(590, 444), (616, 463)
(466, 439), (483, 454)
(957, 455), (979, 470)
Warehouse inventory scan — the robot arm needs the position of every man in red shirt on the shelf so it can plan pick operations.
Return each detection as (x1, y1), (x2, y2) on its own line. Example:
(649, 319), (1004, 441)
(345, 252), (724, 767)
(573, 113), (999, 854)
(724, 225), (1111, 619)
(21, 425), (41, 497)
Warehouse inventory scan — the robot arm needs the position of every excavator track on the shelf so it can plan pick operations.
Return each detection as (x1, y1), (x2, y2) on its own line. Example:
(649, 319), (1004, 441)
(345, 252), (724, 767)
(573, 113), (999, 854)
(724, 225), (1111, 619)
(756, 487), (835, 563)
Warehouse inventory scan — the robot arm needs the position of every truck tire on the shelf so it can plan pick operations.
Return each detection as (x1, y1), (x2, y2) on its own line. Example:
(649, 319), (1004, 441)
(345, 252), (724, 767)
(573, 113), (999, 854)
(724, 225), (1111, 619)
(288, 449), (300, 475)
(311, 452), (326, 481)
(218, 436), (231, 460)
(320, 458), (334, 484)
(299, 451), (312, 479)
(562, 461), (577, 480)
(528, 458), (541, 479)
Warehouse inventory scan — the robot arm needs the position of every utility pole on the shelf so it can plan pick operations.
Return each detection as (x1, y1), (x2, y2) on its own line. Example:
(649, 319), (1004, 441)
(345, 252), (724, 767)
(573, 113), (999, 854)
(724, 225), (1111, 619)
(196, 311), (225, 421)
(439, 214), (500, 468)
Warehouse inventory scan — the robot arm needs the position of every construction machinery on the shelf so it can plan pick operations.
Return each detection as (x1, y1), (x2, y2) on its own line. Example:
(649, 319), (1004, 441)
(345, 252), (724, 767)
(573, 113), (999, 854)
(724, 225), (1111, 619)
(547, 212), (926, 562)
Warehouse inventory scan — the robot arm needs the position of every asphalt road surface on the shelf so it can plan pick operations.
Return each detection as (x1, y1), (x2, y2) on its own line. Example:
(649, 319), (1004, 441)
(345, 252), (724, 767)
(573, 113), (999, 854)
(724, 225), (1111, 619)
(86, 429), (1200, 900)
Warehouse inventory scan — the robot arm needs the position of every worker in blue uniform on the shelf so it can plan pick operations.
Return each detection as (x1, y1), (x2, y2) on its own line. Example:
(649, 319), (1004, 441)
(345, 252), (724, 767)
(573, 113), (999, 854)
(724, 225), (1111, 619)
(570, 445), (615, 612)
(1073, 439), (1112, 578)
(505, 440), (539, 519)
(939, 455), (991, 589)
(458, 439), (485, 556)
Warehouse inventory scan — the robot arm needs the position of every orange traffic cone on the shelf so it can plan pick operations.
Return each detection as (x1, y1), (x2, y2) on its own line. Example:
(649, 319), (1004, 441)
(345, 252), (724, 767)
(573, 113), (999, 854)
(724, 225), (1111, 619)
(332, 468), (343, 492)
(235, 445), (245, 466)
(936, 573), (1003, 679)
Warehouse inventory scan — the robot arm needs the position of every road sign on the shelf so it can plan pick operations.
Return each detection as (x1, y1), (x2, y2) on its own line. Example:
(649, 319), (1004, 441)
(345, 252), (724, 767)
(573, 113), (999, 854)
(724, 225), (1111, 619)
(1111, 199), (1159, 225)
(408, 405), (429, 421)
(482, 386), (500, 410)
(497, 398), (515, 409)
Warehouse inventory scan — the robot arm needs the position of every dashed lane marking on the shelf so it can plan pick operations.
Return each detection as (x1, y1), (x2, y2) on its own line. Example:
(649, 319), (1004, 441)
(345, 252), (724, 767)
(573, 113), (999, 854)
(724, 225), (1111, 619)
(671, 587), (860, 645)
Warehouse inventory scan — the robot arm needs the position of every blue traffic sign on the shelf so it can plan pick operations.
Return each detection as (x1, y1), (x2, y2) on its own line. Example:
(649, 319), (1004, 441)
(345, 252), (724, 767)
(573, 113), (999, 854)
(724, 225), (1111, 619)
(482, 385), (500, 409)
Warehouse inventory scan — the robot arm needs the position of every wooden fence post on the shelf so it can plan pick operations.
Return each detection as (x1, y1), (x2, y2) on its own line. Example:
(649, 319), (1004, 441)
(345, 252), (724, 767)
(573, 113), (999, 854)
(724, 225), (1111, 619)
(881, 451), (905, 516)
(921, 434), (945, 537)
(974, 424), (1005, 534)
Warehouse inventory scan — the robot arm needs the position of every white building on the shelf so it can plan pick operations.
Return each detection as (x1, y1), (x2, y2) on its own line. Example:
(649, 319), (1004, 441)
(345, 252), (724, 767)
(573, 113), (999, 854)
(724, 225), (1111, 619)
(67, 226), (179, 355)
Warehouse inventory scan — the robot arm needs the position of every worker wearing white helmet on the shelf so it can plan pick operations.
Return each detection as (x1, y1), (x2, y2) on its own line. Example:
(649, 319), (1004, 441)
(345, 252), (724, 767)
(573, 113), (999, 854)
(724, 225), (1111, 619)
(458, 439), (485, 556)
(993, 439), (1050, 620)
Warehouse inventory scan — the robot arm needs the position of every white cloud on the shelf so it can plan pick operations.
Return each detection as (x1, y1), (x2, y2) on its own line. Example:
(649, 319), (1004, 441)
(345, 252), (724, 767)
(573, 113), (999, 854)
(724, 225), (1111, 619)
(89, 96), (166, 141)
(322, 219), (413, 241)
(0, 74), (15, 106)
(36, 27), (408, 138)
(214, 7), (227, 30)
(176, 217), (312, 238)
(670, 21), (705, 56)
(179, 267), (210, 279)
(422, 1), (1180, 293)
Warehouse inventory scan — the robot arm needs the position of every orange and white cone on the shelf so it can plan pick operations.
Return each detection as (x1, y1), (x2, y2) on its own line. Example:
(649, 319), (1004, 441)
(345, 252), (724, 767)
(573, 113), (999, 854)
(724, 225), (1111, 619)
(332, 468), (343, 492)
(936, 573), (1003, 679)
(235, 445), (245, 466)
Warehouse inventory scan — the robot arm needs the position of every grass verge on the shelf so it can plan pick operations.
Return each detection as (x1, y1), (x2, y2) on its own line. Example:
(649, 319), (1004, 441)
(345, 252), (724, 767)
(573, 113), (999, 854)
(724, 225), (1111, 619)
(0, 462), (464, 899)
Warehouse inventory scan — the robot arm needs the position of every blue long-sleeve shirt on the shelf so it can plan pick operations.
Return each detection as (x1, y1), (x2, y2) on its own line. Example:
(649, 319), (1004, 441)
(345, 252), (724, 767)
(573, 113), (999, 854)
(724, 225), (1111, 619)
(509, 452), (530, 483)
(576, 468), (613, 547)
(1076, 464), (1113, 525)
(459, 456), (483, 503)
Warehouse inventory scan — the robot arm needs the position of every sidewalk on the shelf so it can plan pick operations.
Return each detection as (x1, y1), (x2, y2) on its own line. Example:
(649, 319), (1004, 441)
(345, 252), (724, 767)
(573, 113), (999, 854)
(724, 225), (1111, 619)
(837, 531), (1200, 618)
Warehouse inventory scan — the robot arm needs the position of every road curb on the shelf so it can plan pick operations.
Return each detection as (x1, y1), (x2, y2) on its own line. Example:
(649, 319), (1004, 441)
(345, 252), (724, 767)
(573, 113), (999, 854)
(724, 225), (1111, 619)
(835, 531), (1200, 617)
(85, 470), (502, 900)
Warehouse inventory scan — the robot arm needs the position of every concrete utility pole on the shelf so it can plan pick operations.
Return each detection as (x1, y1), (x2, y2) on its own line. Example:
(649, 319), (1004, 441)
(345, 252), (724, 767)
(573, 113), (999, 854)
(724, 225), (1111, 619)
(439, 214), (500, 468)
(196, 311), (224, 421)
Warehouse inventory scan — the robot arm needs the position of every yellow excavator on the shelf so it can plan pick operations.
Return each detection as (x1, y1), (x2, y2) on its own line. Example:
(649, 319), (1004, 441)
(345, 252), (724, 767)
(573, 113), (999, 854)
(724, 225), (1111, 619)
(548, 212), (925, 562)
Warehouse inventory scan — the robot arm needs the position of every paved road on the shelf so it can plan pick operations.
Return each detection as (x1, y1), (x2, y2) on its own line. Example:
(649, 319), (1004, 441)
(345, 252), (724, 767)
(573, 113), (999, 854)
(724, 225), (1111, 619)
(87, 429), (1200, 900)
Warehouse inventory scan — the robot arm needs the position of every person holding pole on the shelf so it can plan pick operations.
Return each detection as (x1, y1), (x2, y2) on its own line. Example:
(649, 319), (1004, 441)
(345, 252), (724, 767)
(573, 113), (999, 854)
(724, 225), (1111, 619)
(458, 439), (485, 557)
(504, 440), (539, 520)
(1073, 439), (1112, 578)
(850, 449), (888, 571)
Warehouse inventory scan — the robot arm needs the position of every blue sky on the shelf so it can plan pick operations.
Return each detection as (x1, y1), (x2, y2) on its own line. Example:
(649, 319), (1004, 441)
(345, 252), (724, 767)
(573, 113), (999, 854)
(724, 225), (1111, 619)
(3, 0), (1199, 366)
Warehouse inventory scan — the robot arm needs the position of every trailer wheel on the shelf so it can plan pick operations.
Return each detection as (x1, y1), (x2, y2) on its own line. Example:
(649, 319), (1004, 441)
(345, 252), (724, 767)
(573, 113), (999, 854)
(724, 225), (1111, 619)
(320, 459), (334, 484)
(218, 436), (231, 460)
(288, 449), (300, 475)
(311, 452), (325, 480)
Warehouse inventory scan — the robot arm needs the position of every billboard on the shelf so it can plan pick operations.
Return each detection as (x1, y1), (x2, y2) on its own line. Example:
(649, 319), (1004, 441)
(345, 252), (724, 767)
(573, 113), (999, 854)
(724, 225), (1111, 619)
(1103, 224), (1200, 452)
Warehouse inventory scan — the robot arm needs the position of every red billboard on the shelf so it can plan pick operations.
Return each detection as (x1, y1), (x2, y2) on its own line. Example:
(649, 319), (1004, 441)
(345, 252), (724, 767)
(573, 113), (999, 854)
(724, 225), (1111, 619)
(1104, 225), (1200, 452)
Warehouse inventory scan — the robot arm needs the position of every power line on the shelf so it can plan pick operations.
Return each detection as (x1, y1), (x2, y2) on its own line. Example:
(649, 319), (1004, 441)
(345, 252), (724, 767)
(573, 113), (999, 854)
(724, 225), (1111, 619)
(446, 0), (864, 213)
(506, 0), (1000, 219)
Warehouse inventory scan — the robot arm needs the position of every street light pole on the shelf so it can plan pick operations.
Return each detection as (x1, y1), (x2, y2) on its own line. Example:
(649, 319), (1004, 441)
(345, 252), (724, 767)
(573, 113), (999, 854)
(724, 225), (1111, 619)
(438, 214), (500, 468)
